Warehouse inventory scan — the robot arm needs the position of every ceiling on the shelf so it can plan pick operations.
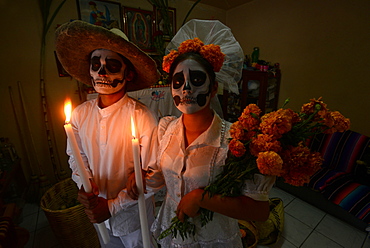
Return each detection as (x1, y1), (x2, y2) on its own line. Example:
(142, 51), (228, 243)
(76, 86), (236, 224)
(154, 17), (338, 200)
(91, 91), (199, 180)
(189, 0), (254, 10)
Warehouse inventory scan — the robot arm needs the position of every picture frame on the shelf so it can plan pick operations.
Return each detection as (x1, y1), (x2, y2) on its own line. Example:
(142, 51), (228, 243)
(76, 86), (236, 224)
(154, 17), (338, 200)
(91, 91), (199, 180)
(122, 7), (155, 52)
(76, 0), (123, 29)
(154, 7), (176, 40)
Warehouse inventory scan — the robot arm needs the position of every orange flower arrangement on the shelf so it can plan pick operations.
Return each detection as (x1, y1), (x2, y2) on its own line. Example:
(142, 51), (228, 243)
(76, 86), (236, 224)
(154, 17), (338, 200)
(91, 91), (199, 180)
(162, 38), (225, 73)
(227, 97), (350, 187)
(160, 97), (350, 240)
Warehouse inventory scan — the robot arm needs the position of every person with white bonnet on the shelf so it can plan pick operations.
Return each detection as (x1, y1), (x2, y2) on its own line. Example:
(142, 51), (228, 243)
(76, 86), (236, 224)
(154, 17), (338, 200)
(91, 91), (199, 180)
(55, 20), (160, 247)
(128, 19), (276, 247)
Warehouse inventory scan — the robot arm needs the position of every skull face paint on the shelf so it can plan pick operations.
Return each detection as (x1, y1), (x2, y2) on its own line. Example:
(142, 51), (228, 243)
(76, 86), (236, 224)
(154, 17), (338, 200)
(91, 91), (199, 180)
(172, 59), (211, 114)
(90, 49), (126, 94)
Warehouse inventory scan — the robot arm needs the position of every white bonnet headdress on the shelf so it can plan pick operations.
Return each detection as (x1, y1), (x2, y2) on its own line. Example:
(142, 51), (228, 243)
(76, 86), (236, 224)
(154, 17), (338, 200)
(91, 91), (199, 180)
(165, 19), (244, 94)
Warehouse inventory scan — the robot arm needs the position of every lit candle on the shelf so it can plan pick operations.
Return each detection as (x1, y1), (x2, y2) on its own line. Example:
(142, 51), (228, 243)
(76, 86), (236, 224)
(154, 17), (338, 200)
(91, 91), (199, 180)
(64, 100), (110, 244)
(131, 116), (150, 248)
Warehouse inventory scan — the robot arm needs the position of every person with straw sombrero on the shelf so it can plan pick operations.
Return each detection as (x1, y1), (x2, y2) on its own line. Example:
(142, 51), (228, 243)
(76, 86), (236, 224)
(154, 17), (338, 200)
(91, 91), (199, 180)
(55, 20), (160, 247)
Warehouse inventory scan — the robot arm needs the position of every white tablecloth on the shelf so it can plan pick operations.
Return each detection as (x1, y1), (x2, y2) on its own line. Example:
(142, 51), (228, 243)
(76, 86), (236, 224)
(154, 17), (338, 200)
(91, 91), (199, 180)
(128, 87), (181, 118)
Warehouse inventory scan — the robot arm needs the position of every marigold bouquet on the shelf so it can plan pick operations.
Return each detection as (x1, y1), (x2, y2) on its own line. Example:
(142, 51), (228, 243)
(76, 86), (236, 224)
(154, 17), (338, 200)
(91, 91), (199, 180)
(159, 97), (350, 240)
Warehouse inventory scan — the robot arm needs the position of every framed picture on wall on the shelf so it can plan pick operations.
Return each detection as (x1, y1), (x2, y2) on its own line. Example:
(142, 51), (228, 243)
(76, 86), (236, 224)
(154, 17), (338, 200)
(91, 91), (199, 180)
(154, 7), (176, 39)
(76, 0), (123, 29)
(123, 6), (155, 52)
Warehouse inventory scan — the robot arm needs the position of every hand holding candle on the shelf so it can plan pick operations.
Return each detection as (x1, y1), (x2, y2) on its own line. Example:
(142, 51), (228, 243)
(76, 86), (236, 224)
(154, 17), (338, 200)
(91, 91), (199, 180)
(64, 100), (110, 244)
(131, 116), (151, 248)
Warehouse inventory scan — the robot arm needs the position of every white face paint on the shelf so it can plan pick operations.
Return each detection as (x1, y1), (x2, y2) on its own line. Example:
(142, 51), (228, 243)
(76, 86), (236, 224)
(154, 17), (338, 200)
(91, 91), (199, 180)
(90, 49), (127, 94)
(171, 59), (212, 114)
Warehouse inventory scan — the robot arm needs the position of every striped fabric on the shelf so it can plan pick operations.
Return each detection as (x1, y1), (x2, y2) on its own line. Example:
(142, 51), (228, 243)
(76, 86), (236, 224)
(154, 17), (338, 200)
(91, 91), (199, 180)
(308, 168), (347, 191)
(307, 130), (370, 223)
(321, 174), (370, 223)
(309, 131), (370, 173)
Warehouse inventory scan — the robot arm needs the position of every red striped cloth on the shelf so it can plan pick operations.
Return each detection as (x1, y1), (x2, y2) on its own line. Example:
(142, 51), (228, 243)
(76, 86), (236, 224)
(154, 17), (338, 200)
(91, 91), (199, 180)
(307, 130), (370, 223)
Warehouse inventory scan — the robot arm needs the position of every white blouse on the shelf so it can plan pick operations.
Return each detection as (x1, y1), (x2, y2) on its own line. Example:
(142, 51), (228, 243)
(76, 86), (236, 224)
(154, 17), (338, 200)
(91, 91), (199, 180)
(150, 113), (276, 248)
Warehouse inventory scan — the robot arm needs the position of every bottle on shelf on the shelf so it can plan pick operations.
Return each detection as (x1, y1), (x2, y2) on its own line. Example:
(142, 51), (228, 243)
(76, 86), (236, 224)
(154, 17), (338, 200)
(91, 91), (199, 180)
(251, 47), (259, 62)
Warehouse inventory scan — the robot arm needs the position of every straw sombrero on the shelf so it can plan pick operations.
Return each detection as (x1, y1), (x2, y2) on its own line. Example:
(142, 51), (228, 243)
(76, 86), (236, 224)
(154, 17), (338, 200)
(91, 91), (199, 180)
(55, 20), (160, 92)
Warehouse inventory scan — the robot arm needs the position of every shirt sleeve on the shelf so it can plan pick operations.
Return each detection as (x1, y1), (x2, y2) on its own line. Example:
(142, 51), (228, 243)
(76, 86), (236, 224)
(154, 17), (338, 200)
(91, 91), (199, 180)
(108, 102), (159, 215)
(67, 109), (93, 190)
(107, 166), (166, 216)
(108, 189), (152, 216)
(241, 174), (276, 201)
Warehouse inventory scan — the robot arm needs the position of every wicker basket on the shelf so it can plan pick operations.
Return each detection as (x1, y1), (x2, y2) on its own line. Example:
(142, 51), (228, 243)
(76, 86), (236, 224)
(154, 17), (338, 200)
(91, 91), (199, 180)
(40, 178), (100, 248)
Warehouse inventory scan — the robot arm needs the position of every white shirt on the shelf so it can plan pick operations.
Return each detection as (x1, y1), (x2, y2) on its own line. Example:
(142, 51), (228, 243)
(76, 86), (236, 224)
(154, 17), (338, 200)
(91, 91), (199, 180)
(67, 94), (158, 236)
(150, 113), (276, 248)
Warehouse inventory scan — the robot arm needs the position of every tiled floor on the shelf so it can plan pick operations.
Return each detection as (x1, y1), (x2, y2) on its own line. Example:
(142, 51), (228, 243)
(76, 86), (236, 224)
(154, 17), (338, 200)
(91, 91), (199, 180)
(17, 186), (370, 248)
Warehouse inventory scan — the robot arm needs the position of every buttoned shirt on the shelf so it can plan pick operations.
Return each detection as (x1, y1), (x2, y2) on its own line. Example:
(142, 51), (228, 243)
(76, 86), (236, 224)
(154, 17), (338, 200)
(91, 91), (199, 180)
(150, 113), (276, 248)
(67, 94), (158, 236)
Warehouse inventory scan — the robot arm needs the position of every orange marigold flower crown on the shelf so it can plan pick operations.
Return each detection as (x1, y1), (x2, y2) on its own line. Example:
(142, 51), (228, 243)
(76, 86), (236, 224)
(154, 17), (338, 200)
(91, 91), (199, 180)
(162, 38), (225, 73)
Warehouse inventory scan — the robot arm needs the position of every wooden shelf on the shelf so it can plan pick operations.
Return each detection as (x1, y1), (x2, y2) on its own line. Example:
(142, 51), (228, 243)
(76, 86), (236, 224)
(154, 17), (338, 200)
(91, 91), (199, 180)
(222, 69), (281, 122)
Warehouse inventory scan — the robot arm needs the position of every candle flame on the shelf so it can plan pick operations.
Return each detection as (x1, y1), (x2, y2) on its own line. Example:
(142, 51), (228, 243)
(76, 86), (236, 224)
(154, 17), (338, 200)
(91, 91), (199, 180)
(64, 99), (72, 123)
(131, 115), (136, 138)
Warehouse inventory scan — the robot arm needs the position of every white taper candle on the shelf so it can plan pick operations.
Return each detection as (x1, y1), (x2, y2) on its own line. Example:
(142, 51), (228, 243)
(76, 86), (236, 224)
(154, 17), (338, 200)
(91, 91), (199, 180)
(131, 116), (150, 248)
(64, 100), (110, 244)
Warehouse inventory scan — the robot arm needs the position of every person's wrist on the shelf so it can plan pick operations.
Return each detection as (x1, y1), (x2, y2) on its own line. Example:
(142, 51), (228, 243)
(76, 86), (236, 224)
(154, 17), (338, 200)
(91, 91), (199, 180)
(194, 188), (205, 207)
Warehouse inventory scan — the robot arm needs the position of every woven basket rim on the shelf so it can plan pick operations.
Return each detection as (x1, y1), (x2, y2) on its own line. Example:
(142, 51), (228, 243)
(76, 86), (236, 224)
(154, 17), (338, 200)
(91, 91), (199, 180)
(40, 178), (82, 212)
(41, 202), (83, 213)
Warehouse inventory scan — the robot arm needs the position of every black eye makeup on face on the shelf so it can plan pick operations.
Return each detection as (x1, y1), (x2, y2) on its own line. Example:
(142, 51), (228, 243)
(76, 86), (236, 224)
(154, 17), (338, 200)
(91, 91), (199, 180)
(172, 71), (185, 89)
(106, 59), (122, 73)
(90, 56), (122, 73)
(189, 70), (207, 86)
(91, 56), (101, 71)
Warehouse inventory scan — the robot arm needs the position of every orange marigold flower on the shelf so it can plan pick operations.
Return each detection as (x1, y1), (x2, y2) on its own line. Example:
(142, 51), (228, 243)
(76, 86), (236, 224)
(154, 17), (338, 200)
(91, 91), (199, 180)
(260, 109), (295, 139)
(200, 44), (225, 72)
(178, 37), (204, 54)
(239, 117), (260, 132)
(256, 151), (283, 176)
(230, 121), (250, 141)
(241, 104), (262, 117)
(162, 38), (225, 73)
(280, 145), (323, 186)
(229, 139), (246, 157)
(321, 111), (350, 134)
(301, 97), (328, 121)
(238, 104), (261, 131)
(249, 134), (282, 157)
(319, 112), (335, 133)
(284, 108), (301, 124)
(331, 111), (350, 132)
(162, 50), (179, 73)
